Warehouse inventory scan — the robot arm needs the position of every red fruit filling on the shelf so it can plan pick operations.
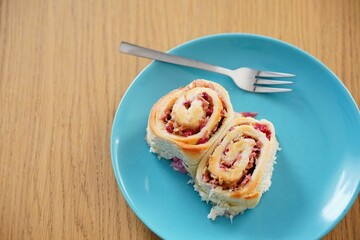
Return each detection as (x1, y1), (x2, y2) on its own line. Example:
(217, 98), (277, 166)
(239, 174), (251, 188)
(183, 130), (195, 137)
(201, 92), (210, 101)
(171, 157), (187, 174)
(165, 121), (174, 133)
(183, 101), (191, 109)
(161, 111), (171, 122)
(241, 112), (258, 118)
(224, 144), (230, 154)
(254, 123), (271, 140)
(198, 137), (209, 144)
(206, 108), (213, 117)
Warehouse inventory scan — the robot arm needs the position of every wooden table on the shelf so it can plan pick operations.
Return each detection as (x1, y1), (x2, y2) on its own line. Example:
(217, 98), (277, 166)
(1, 0), (359, 239)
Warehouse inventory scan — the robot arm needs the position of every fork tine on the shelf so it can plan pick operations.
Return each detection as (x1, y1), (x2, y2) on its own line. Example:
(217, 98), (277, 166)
(253, 86), (292, 93)
(256, 70), (295, 78)
(255, 79), (293, 85)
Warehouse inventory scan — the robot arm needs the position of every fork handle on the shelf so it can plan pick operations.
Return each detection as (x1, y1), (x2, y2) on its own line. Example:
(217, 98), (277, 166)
(120, 42), (233, 76)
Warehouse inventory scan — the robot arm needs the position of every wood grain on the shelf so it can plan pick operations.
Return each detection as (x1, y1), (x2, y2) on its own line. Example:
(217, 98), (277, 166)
(0, 0), (359, 239)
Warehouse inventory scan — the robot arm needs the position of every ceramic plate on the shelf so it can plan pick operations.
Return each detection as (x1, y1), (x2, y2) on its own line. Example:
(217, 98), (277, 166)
(111, 34), (360, 239)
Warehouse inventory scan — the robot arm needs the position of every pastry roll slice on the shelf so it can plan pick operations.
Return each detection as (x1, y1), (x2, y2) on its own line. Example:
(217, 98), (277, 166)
(146, 79), (234, 177)
(195, 117), (279, 220)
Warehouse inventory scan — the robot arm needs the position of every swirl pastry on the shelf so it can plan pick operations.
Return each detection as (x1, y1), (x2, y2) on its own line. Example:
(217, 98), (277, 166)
(146, 80), (234, 177)
(194, 116), (279, 220)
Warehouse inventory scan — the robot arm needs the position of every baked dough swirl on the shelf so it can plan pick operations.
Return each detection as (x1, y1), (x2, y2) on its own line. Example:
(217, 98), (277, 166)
(195, 117), (279, 220)
(146, 80), (234, 177)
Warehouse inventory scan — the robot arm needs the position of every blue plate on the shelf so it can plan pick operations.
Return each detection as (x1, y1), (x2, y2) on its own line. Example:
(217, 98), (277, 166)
(111, 34), (360, 239)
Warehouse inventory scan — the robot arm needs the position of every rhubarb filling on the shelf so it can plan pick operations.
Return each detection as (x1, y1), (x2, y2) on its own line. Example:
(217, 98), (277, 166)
(171, 157), (188, 174)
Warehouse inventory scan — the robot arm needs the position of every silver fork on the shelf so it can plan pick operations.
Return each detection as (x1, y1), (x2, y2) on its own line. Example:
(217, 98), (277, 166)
(120, 42), (294, 93)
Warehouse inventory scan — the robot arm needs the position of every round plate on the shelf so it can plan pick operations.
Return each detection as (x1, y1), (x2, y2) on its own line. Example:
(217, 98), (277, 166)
(111, 34), (360, 239)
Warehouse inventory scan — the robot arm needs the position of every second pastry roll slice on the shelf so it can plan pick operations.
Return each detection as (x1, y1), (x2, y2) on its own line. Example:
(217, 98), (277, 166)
(195, 116), (279, 220)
